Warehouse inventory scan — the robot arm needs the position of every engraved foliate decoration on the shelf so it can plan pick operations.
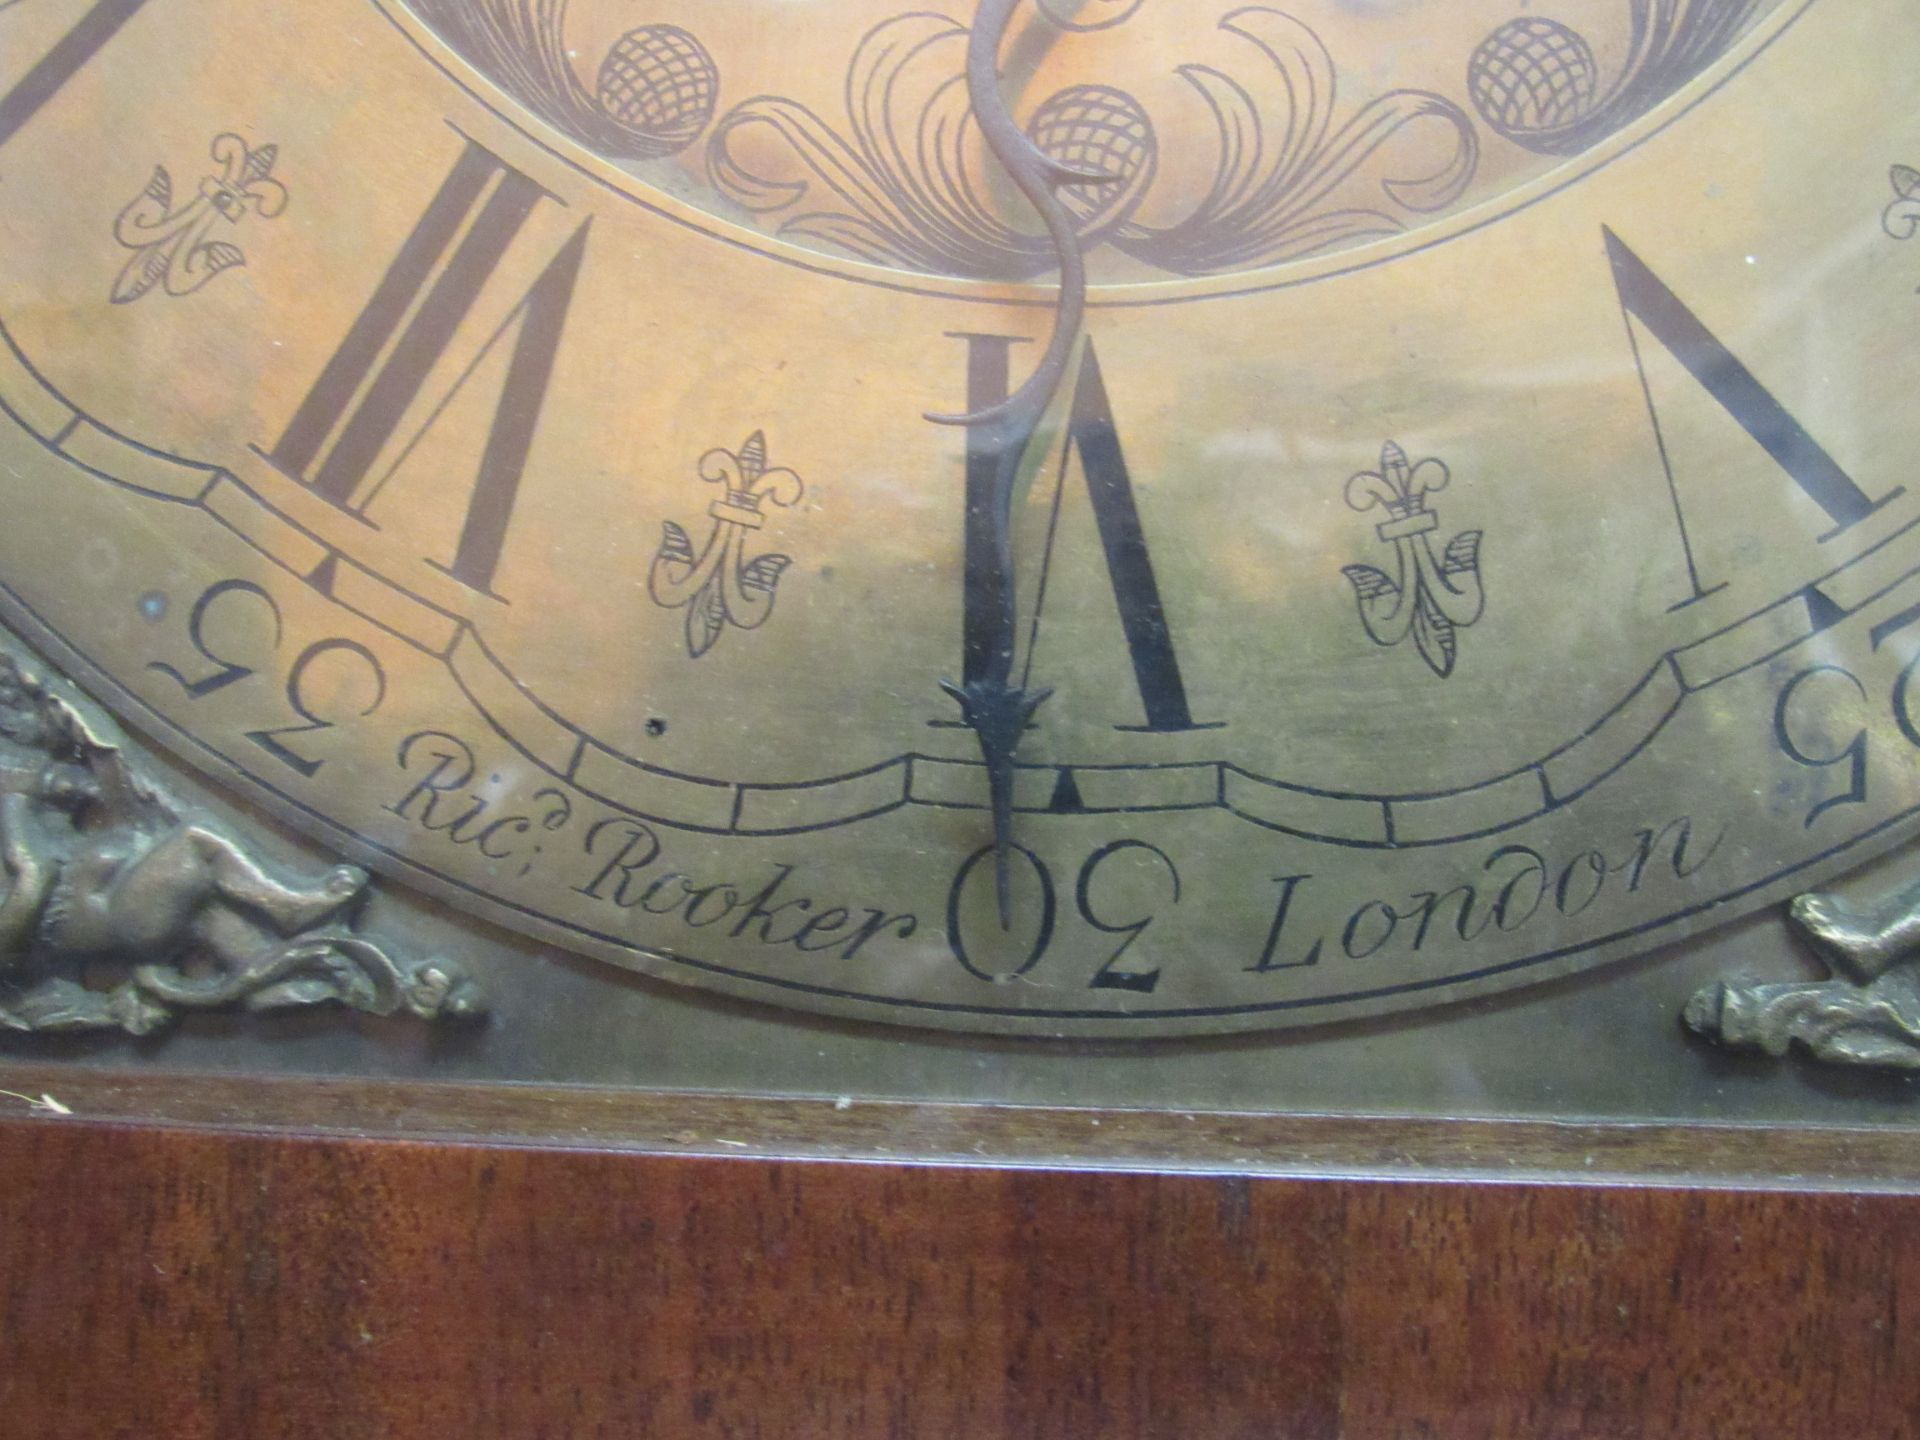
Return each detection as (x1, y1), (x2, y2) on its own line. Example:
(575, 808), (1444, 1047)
(648, 432), (805, 659)
(1341, 443), (1485, 679)
(0, 653), (483, 1036)
(704, 6), (1477, 279)
(705, 13), (1154, 280)
(390, 0), (1781, 287)
(110, 133), (286, 304)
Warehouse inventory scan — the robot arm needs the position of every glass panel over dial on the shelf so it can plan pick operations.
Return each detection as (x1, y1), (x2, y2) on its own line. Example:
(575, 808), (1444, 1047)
(0, 0), (1915, 1042)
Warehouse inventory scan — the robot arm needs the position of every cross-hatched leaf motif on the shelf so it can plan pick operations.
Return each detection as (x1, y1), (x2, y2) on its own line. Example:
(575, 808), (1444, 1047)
(656, 520), (696, 570)
(737, 430), (767, 482)
(110, 247), (170, 305)
(1341, 563), (1397, 604)
(201, 241), (246, 277)
(739, 553), (790, 597)
(139, 165), (172, 213)
(242, 143), (279, 186)
(1412, 591), (1458, 678)
(1441, 530), (1482, 576)
(685, 578), (727, 659)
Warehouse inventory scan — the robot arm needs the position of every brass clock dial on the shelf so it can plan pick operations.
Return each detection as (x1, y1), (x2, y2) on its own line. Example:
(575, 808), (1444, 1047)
(0, 0), (1914, 1038)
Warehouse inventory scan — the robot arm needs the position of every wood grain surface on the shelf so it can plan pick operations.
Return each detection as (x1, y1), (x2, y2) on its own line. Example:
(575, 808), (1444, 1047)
(1, 1118), (1917, 1440)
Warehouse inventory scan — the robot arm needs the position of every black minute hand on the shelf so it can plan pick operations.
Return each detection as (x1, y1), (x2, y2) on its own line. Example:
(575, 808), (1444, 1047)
(930, 0), (1116, 926)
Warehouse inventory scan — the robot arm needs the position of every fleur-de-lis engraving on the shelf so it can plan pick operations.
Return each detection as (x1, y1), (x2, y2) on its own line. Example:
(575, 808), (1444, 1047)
(110, 132), (287, 304)
(1340, 442), (1485, 679)
(648, 432), (805, 659)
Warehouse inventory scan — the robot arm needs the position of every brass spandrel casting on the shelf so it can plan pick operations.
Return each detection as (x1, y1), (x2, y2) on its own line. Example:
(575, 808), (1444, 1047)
(0, 648), (482, 1034)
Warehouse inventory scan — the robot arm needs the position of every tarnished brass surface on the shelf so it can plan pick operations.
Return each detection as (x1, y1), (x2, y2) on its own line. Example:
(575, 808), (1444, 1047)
(2, 0), (1920, 1063)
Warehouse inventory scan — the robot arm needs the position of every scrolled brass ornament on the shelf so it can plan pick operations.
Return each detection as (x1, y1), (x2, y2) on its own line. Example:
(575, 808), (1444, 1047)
(0, 651), (483, 1036)
(1687, 884), (1920, 1070)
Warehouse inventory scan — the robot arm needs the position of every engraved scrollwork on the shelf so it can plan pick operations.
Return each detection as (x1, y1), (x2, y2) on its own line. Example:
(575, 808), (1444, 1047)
(707, 12), (1154, 280)
(705, 6), (1475, 280)
(1684, 883), (1920, 1070)
(1466, 0), (1764, 158)
(408, 0), (719, 161)
(1108, 8), (1476, 276)
(0, 652), (484, 1037)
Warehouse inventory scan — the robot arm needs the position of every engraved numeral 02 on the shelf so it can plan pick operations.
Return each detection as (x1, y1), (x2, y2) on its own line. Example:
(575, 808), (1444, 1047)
(149, 579), (387, 778)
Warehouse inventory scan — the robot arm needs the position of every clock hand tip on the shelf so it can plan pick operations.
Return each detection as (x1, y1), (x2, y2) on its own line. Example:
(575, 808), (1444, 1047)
(944, 677), (1053, 928)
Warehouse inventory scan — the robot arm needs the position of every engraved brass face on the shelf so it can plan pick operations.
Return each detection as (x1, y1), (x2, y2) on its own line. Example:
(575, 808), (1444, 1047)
(0, 0), (1916, 1039)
